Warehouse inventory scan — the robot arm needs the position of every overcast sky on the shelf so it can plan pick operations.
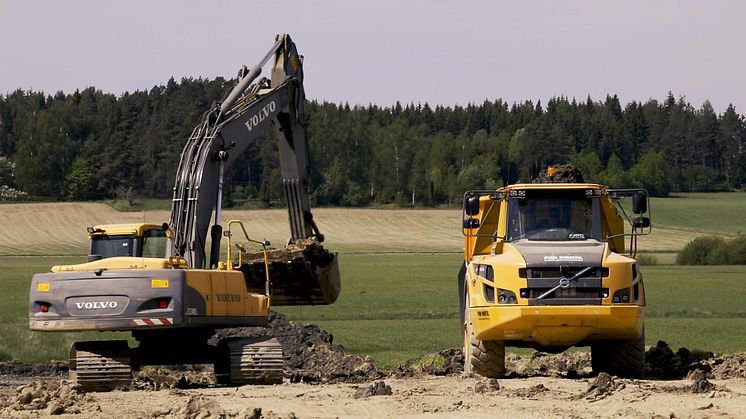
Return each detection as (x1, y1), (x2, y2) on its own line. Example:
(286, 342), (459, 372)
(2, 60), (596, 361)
(1, 1), (745, 113)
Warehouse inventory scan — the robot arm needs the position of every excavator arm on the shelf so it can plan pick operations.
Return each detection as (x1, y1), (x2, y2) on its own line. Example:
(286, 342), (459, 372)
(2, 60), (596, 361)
(170, 34), (320, 269)
(169, 34), (340, 306)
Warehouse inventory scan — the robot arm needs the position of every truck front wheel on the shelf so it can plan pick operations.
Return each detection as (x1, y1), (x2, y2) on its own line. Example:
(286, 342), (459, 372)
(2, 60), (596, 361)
(463, 304), (506, 378)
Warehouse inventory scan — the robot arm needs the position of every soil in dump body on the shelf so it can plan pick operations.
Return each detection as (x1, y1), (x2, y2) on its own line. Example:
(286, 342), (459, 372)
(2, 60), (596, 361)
(532, 164), (585, 183)
(239, 239), (341, 306)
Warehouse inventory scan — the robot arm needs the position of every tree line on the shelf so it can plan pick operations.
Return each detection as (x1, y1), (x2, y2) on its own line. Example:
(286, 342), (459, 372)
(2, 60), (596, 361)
(1, 77), (745, 206)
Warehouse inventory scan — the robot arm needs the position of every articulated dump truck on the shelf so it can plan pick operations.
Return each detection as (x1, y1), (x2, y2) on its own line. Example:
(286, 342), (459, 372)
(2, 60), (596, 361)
(459, 170), (651, 378)
(28, 34), (340, 391)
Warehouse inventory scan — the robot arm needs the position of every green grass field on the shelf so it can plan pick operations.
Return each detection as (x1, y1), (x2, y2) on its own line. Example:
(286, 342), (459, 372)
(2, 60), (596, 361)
(2, 194), (746, 368)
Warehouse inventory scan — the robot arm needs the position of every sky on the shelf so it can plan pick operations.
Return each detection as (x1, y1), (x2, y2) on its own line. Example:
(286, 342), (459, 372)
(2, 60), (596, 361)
(1, 1), (745, 113)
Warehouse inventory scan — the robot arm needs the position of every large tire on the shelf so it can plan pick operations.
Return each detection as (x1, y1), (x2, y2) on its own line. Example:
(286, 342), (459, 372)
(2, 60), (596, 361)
(463, 303), (505, 378)
(591, 332), (645, 378)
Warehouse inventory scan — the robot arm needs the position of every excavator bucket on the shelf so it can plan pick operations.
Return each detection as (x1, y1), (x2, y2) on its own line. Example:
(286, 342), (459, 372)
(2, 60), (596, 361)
(240, 239), (341, 305)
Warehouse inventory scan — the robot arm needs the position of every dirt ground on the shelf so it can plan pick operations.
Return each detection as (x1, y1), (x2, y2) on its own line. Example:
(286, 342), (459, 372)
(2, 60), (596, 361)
(1, 314), (745, 418)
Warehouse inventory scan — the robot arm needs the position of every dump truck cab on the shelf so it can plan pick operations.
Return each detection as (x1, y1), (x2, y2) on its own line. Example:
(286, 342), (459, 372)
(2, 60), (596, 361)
(460, 181), (650, 378)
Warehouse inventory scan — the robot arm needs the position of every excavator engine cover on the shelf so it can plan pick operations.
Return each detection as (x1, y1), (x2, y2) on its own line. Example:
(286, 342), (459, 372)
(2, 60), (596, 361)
(241, 239), (341, 305)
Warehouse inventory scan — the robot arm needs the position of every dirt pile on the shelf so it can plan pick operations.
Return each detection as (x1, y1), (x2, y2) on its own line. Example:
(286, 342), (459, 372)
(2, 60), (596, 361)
(176, 396), (295, 419)
(473, 378), (501, 393)
(0, 380), (97, 416)
(353, 381), (392, 398)
(132, 365), (214, 390)
(580, 372), (624, 400)
(216, 312), (382, 383)
(687, 369), (715, 394)
(507, 351), (592, 378)
(710, 352), (746, 379)
(0, 361), (67, 377)
(644, 340), (714, 379)
(391, 349), (464, 377)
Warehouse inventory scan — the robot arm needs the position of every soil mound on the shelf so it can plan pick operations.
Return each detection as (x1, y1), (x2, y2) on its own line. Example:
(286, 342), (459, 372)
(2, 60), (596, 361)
(580, 372), (624, 400)
(353, 381), (392, 398)
(391, 349), (464, 377)
(644, 341), (713, 379)
(132, 365), (214, 390)
(216, 312), (382, 383)
(0, 380), (97, 416)
(508, 351), (592, 378)
(710, 352), (746, 379)
(0, 361), (67, 378)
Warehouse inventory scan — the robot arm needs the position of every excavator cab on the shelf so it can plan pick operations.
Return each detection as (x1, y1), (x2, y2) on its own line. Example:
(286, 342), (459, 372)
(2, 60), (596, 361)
(87, 224), (168, 261)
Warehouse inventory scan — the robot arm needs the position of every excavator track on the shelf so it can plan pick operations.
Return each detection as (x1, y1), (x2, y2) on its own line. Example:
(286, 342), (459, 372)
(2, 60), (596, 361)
(214, 337), (284, 385)
(69, 340), (132, 391)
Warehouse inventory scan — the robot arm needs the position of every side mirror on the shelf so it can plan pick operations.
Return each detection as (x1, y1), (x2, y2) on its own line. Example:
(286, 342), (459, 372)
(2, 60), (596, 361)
(633, 217), (650, 229)
(632, 191), (648, 214)
(463, 218), (480, 229)
(465, 195), (480, 216)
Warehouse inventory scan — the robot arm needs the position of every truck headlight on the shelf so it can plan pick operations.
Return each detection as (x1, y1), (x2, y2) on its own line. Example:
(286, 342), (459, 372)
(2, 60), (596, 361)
(497, 289), (517, 304)
(612, 288), (630, 303)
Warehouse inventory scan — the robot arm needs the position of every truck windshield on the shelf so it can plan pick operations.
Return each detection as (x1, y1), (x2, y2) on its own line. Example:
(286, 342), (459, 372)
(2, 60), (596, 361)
(90, 236), (134, 258)
(506, 189), (601, 242)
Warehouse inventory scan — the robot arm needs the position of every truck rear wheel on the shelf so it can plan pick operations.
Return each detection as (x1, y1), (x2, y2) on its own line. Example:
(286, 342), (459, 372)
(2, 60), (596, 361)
(463, 305), (505, 378)
(591, 332), (645, 378)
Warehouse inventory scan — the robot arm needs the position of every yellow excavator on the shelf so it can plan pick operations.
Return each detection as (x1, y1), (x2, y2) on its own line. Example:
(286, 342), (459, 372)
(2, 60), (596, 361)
(460, 168), (650, 378)
(28, 34), (340, 390)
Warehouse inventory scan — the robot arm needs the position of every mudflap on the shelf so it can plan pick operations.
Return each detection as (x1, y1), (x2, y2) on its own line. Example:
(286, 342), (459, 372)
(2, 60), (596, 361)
(69, 340), (132, 391)
(241, 241), (341, 306)
(214, 336), (284, 385)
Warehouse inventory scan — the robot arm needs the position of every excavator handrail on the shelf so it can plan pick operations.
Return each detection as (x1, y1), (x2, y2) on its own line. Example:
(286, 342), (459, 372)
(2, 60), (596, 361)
(225, 219), (272, 299)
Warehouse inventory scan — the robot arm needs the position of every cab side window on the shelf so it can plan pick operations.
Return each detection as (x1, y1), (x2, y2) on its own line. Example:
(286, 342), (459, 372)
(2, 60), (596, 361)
(142, 229), (167, 258)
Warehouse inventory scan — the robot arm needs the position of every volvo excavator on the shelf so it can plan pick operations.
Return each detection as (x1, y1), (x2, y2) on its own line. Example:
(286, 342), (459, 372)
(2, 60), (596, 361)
(28, 34), (340, 391)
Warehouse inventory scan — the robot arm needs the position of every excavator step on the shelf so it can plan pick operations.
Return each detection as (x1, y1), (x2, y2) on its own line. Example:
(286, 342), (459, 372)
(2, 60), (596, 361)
(214, 337), (284, 385)
(69, 340), (132, 391)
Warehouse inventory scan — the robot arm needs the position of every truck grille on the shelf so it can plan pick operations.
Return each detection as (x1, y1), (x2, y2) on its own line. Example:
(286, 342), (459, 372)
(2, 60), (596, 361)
(520, 266), (607, 306)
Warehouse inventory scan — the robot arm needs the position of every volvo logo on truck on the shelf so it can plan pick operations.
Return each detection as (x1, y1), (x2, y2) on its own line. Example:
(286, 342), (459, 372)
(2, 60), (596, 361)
(244, 100), (276, 132)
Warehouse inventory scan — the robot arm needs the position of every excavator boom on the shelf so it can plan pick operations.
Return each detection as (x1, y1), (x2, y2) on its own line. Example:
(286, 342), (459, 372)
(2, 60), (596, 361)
(169, 34), (339, 305)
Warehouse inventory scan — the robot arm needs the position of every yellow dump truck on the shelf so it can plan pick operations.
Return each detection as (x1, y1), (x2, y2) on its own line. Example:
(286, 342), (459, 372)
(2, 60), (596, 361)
(459, 176), (650, 378)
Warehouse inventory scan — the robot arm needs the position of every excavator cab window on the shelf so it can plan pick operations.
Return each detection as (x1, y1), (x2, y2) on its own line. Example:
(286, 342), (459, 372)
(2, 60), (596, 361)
(90, 235), (135, 259)
(142, 229), (168, 258)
